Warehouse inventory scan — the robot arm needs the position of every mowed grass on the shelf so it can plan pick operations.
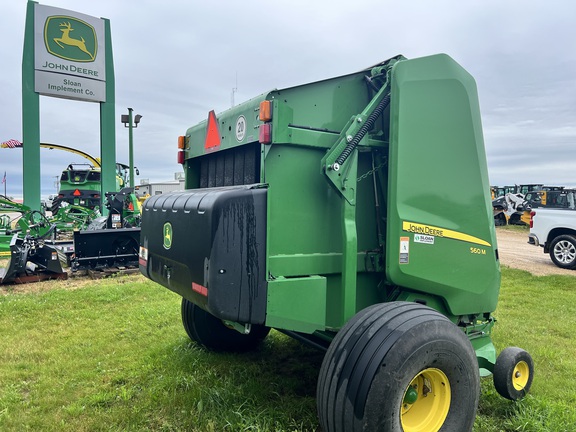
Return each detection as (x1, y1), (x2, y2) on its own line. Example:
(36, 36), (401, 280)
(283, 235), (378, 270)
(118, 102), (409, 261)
(0, 268), (575, 431)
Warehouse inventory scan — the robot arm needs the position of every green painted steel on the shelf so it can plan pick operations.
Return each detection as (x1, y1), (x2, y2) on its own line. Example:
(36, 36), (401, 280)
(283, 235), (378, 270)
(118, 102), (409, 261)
(22, 1), (41, 210)
(185, 96), (267, 159)
(177, 54), (500, 359)
(21, 4), (116, 214)
(99, 18), (116, 214)
(0, 195), (53, 256)
(386, 54), (500, 316)
(266, 276), (327, 332)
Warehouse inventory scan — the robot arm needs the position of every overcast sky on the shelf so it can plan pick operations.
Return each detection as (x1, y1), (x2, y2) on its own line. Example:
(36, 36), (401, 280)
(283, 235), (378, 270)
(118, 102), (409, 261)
(1, 0), (575, 198)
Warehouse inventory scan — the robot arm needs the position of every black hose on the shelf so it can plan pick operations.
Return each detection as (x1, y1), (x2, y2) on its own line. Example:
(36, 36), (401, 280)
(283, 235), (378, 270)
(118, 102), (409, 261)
(335, 93), (391, 166)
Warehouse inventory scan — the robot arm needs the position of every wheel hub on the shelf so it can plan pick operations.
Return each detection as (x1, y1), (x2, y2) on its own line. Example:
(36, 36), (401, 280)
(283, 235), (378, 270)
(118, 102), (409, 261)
(512, 361), (530, 390)
(401, 368), (451, 432)
(554, 240), (576, 264)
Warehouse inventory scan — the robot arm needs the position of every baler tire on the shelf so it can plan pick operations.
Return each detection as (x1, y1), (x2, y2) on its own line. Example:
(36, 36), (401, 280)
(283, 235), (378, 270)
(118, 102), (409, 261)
(181, 298), (269, 352)
(549, 234), (576, 269)
(493, 347), (534, 401)
(316, 302), (479, 432)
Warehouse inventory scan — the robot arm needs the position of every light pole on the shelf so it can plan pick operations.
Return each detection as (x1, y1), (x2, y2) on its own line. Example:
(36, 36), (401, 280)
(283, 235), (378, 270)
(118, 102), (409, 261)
(120, 108), (142, 188)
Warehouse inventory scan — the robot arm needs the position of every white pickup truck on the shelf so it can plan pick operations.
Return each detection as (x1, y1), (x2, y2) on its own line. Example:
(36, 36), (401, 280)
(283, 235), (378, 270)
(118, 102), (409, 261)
(528, 208), (576, 269)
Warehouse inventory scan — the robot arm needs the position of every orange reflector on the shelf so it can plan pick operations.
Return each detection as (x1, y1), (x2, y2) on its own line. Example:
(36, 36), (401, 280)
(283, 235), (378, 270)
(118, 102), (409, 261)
(259, 123), (272, 144)
(259, 100), (272, 122)
(178, 135), (185, 149)
(73, 189), (81, 196)
(204, 110), (221, 151)
(177, 150), (185, 164)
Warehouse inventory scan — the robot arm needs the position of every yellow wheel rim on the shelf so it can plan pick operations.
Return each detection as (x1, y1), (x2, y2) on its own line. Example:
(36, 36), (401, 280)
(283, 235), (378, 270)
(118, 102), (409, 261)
(512, 361), (530, 391)
(401, 368), (451, 432)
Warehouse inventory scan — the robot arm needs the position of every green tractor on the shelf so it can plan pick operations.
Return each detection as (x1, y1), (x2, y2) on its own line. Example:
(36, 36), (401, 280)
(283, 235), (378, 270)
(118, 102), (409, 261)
(139, 54), (533, 431)
(52, 162), (131, 213)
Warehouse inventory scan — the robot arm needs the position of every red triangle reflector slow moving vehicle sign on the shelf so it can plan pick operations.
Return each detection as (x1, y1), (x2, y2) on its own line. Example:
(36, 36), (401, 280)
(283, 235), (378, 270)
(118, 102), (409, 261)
(204, 110), (221, 152)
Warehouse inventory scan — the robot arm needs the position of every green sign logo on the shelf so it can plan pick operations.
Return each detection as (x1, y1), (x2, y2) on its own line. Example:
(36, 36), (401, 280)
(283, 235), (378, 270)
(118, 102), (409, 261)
(163, 222), (173, 250)
(44, 15), (97, 62)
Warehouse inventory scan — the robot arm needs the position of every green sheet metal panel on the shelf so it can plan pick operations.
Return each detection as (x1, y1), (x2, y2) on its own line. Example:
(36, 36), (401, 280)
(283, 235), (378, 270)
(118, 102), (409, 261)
(269, 72), (369, 148)
(265, 276), (327, 332)
(185, 94), (267, 159)
(386, 54), (500, 316)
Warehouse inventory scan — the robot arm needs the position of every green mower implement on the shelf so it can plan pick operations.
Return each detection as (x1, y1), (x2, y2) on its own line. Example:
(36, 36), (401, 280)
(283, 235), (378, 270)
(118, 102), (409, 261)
(0, 197), (66, 284)
(1, 195), (53, 257)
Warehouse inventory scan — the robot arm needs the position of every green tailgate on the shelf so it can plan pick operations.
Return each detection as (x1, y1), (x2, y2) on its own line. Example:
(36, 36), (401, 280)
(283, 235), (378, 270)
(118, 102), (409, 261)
(386, 54), (500, 316)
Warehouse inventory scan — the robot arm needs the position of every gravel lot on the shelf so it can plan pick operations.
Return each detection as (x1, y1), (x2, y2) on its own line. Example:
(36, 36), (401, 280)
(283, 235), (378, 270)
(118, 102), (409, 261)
(496, 228), (576, 277)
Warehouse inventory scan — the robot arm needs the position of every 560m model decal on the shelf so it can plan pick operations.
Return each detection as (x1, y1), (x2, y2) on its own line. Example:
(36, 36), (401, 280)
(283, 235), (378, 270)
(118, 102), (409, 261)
(403, 221), (491, 247)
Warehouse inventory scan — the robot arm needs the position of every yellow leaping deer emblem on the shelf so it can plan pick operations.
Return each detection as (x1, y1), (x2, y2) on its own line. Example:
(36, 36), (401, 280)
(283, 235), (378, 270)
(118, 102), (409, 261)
(163, 223), (173, 249)
(53, 22), (95, 61)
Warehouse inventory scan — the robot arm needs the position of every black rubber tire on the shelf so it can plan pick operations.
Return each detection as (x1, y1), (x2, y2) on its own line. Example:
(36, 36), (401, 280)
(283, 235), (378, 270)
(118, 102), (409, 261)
(317, 302), (480, 432)
(494, 213), (506, 226)
(50, 198), (61, 216)
(549, 234), (576, 269)
(181, 298), (270, 352)
(493, 347), (534, 401)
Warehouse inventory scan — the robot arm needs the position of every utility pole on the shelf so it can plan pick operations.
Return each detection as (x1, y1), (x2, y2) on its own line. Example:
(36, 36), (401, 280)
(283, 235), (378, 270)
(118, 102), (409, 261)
(121, 108), (142, 188)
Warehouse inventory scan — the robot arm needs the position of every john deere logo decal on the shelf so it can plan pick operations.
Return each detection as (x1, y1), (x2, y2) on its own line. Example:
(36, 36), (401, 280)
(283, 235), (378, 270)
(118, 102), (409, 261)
(163, 222), (173, 250)
(44, 16), (97, 62)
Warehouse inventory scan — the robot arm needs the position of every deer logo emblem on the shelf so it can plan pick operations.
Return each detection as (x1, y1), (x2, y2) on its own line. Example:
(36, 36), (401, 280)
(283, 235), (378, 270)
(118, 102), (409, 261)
(44, 16), (97, 63)
(54, 22), (95, 60)
(163, 222), (173, 250)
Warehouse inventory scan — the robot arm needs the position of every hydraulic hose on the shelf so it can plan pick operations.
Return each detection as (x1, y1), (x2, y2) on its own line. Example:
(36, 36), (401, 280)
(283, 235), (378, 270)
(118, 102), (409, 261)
(335, 92), (391, 166)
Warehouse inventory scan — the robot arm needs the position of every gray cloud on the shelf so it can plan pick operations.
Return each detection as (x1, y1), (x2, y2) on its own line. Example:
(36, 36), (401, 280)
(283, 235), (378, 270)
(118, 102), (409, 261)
(1, 0), (575, 197)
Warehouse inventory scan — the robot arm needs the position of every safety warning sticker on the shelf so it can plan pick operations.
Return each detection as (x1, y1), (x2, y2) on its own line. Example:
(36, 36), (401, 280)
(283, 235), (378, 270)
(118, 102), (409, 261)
(399, 236), (409, 264)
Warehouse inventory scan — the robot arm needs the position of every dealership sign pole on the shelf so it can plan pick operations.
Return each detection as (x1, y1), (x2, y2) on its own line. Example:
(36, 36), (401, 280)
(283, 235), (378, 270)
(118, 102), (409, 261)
(22, 0), (115, 209)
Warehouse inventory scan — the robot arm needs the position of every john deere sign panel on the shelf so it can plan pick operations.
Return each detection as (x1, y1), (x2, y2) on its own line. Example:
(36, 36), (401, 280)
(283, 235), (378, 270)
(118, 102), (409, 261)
(34, 4), (106, 102)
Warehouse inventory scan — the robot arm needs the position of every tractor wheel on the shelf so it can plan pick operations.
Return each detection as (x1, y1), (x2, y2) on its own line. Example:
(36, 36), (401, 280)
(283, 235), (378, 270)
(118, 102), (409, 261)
(493, 347), (534, 401)
(181, 298), (269, 352)
(549, 234), (576, 269)
(317, 302), (479, 432)
(50, 198), (61, 216)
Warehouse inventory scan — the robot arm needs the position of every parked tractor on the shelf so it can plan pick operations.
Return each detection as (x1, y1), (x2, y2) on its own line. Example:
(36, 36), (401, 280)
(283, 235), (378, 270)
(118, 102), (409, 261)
(53, 161), (132, 213)
(139, 54), (533, 431)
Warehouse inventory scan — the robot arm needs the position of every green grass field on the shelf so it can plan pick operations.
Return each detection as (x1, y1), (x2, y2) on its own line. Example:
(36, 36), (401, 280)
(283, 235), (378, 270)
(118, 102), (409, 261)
(1, 268), (575, 431)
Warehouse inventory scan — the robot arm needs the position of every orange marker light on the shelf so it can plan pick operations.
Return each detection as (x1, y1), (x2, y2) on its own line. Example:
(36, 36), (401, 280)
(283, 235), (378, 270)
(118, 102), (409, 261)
(178, 136), (185, 149)
(259, 100), (272, 122)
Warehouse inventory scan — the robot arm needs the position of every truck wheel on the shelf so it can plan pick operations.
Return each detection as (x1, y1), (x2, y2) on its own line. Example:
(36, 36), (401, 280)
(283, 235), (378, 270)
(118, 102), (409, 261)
(181, 298), (269, 352)
(549, 235), (576, 269)
(317, 302), (479, 432)
(493, 347), (534, 400)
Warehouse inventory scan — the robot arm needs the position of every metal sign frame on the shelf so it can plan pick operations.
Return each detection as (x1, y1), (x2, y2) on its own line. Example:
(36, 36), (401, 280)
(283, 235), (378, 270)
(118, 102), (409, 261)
(21, 1), (115, 210)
